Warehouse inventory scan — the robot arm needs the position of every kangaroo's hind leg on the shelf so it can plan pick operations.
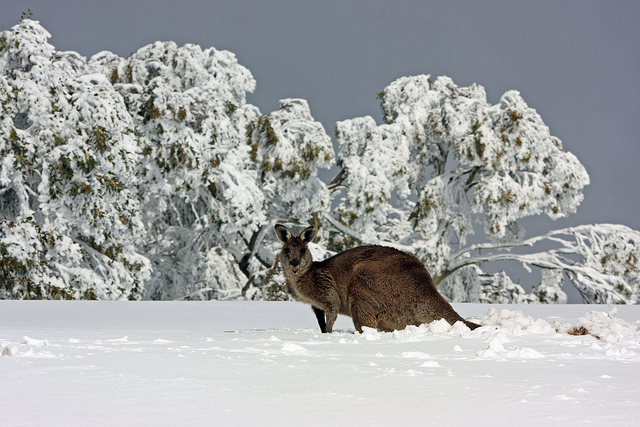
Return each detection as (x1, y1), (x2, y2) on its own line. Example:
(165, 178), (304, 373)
(349, 284), (381, 333)
(351, 308), (379, 333)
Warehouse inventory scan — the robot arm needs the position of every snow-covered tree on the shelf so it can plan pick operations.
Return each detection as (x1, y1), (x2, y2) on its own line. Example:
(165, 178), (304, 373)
(88, 40), (264, 300)
(331, 75), (640, 304)
(1, 19), (150, 299)
(1, 19), (334, 300)
(89, 37), (334, 300)
(247, 98), (334, 221)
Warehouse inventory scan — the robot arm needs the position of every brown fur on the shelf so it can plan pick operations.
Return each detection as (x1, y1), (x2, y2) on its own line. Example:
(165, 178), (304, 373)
(275, 224), (480, 333)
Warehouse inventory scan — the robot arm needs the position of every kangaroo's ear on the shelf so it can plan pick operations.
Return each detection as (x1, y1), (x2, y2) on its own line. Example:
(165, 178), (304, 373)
(274, 224), (293, 243)
(299, 226), (317, 244)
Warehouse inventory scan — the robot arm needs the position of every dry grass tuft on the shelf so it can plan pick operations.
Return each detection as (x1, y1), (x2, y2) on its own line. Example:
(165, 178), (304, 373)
(567, 326), (601, 340)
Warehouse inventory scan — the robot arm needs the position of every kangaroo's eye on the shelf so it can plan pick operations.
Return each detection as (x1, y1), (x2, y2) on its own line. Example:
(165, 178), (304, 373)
(284, 248), (291, 257)
(300, 248), (306, 255)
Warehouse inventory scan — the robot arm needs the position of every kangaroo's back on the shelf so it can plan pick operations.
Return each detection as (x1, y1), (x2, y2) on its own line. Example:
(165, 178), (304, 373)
(275, 224), (479, 333)
(320, 245), (433, 289)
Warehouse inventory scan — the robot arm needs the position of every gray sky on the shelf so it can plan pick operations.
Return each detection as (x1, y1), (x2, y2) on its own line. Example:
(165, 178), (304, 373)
(3, 0), (639, 237)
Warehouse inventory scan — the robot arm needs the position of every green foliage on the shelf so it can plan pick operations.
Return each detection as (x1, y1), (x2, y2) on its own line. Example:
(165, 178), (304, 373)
(409, 195), (436, 223)
(256, 115), (278, 146)
(54, 155), (74, 180)
(75, 152), (97, 174)
(225, 101), (237, 115)
(156, 142), (195, 172)
(142, 97), (162, 123)
(283, 159), (311, 180)
(20, 9), (34, 23)
(177, 107), (186, 122)
(508, 110), (524, 123)
(0, 239), (30, 290)
(98, 173), (124, 193)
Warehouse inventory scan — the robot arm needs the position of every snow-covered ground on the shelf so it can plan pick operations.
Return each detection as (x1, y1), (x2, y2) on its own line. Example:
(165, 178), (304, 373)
(2, 301), (639, 426)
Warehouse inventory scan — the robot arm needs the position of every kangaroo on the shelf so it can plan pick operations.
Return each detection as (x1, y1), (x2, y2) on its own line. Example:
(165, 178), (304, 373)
(275, 224), (480, 333)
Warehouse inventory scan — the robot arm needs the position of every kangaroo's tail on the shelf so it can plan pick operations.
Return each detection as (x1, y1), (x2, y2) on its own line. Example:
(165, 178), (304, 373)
(463, 319), (481, 330)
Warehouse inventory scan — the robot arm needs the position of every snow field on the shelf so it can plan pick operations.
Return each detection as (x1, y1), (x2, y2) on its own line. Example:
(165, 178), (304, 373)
(1, 301), (639, 426)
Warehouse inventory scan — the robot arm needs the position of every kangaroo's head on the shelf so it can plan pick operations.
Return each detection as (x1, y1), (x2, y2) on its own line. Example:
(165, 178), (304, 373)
(274, 224), (316, 277)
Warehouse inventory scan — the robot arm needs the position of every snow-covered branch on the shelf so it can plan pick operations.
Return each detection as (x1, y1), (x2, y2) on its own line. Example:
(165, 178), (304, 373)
(442, 224), (640, 303)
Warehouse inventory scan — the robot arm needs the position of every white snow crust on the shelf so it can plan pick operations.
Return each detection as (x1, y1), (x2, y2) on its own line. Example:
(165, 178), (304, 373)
(1, 302), (639, 426)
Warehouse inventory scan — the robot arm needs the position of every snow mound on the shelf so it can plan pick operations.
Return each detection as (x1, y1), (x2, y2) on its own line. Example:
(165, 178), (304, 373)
(280, 343), (307, 354)
(2, 344), (19, 356)
(350, 307), (640, 362)
(556, 307), (639, 342)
